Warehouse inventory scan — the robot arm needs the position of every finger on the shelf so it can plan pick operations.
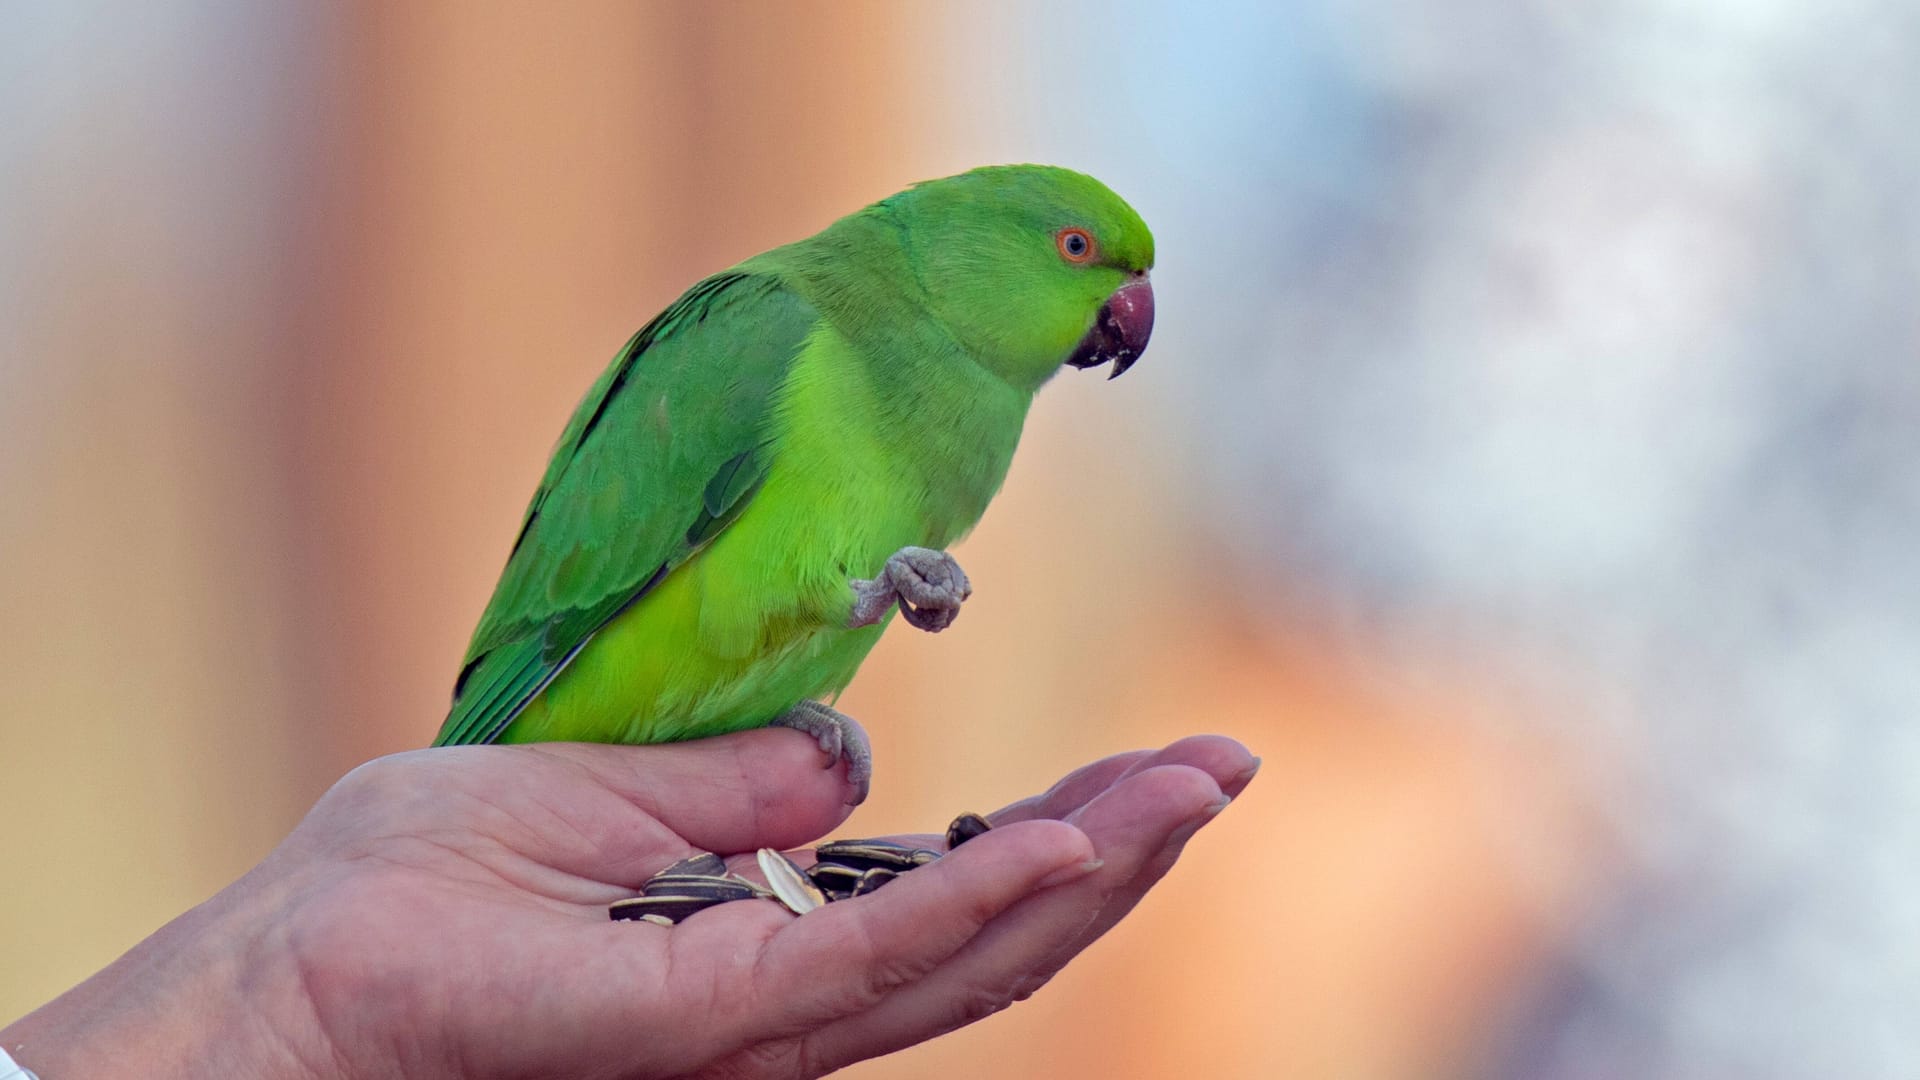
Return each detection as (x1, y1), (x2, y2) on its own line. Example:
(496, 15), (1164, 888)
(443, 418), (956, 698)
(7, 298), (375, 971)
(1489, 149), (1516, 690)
(992, 734), (1256, 826)
(987, 750), (1154, 825)
(522, 728), (858, 880)
(798, 763), (1228, 1072)
(686, 818), (1097, 1058)
(1099, 734), (1258, 802)
(1014, 770), (1236, 992)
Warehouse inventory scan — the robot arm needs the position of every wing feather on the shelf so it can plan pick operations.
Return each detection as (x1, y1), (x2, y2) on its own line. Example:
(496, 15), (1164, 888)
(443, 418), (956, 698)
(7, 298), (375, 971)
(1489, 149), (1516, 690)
(434, 273), (817, 746)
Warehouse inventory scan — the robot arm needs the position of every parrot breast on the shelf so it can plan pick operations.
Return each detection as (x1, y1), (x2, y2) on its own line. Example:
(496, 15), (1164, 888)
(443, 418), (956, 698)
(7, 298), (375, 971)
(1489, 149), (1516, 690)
(497, 320), (1030, 746)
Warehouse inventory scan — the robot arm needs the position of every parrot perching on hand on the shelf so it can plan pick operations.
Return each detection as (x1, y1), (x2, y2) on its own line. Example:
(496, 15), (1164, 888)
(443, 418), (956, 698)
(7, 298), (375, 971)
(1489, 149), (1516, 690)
(431, 164), (1155, 804)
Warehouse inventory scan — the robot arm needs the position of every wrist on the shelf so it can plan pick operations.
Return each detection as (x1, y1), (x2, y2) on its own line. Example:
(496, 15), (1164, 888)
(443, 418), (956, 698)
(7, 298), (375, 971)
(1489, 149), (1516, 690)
(1, 866), (331, 1079)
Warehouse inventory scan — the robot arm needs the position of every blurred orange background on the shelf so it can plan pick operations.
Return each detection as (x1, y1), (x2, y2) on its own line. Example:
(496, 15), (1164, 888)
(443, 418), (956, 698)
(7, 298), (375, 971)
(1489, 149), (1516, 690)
(30, 2), (1910, 1077)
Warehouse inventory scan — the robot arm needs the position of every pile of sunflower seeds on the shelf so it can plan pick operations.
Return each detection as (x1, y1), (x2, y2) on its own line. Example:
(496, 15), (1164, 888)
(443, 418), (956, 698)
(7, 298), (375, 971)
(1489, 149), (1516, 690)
(610, 812), (994, 924)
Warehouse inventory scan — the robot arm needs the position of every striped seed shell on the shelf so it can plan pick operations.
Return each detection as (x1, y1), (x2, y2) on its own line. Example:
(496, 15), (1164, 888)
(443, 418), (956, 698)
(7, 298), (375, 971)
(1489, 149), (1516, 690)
(609, 895), (727, 923)
(806, 862), (867, 895)
(757, 848), (826, 915)
(639, 875), (761, 903)
(657, 852), (729, 877)
(814, 839), (934, 873)
(852, 867), (898, 897)
(945, 813), (993, 850)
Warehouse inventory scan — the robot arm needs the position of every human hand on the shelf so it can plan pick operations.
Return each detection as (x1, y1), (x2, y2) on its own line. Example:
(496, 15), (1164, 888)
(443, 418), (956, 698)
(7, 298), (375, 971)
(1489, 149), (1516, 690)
(2, 729), (1256, 1079)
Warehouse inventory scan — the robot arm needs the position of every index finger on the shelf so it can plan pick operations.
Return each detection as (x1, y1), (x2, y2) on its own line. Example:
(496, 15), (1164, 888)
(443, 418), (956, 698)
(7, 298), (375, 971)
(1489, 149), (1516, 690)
(992, 735), (1257, 825)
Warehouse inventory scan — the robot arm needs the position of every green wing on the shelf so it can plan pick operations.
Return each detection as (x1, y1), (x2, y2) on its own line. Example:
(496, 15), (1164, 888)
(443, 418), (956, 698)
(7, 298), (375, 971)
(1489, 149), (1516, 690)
(433, 272), (819, 747)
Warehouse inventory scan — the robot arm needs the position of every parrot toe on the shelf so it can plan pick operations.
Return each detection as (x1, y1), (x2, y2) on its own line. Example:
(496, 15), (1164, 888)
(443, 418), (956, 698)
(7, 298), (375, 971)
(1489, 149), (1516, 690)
(770, 700), (873, 805)
(887, 546), (971, 607)
(847, 546), (970, 633)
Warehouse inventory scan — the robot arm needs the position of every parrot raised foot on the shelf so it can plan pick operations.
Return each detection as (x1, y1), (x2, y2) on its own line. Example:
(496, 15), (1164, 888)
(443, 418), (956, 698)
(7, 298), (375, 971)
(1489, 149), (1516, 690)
(849, 546), (972, 633)
(771, 699), (873, 805)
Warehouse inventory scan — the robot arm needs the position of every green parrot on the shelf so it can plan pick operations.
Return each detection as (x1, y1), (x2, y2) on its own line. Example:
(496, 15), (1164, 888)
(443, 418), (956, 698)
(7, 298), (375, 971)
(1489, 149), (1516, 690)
(432, 164), (1155, 803)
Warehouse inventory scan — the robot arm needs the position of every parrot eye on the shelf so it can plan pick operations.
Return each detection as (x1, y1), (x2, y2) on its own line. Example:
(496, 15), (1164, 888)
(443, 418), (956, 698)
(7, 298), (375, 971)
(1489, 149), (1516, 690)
(1055, 227), (1096, 264)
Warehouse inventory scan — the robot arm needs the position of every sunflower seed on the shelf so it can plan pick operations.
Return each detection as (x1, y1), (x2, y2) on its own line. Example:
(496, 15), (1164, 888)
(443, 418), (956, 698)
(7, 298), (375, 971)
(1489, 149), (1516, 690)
(657, 852), (728, 877)
(806, 861), (867, 894)
(609, 895), (727, 923)
(727, 873), (779, 900)
(814, 839), (939, 873)
(640, 875), (761, 902)
(945, 812), (993, 849)
(616, 812), (992, 920)
(851, 867), (898, 897)
(757, 848), (826, 915)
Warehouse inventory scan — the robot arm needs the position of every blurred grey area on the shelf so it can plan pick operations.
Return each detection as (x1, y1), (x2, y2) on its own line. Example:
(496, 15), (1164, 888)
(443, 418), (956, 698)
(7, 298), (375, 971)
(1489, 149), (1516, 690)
(971, 1), (1920, 1076)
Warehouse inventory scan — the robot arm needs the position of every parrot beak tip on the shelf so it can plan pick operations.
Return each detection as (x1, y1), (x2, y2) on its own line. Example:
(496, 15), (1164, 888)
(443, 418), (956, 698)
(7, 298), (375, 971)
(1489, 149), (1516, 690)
(1066, 276), (1154, 379)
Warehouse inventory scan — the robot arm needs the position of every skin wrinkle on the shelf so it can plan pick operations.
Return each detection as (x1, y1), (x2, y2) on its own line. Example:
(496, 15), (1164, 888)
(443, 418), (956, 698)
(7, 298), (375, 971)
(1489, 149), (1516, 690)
(1009, 899), (1110, 1001)
(508, 790), (636, 889)
(946, 982), (1014, 1034)
(526, 753), (683, 887)
(719, 1034), (815, 1080)
(340, 832), (590, 921)
(285, 886), (429, 1080)
(232, 904), (336, 1080)
(839, 912), (911, 1017)
(714, 880), (906, 1029)
(536, 746), (696, 850)
(461, 783), (603, 868)
(716, 913), (790, 1033)
(286, 941), (362, 1080)
(734, 737), (779, 846)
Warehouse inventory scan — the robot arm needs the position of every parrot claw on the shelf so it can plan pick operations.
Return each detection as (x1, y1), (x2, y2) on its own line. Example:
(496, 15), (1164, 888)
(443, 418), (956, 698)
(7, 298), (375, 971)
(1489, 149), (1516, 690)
(771, 700), (872, 805)
(849, 547), (971, 633)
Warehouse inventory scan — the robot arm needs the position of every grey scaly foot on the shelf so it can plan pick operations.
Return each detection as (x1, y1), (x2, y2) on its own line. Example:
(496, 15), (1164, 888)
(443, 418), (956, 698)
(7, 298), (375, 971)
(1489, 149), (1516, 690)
(848, 546), (972, 633)
(770, 700), (873, 805)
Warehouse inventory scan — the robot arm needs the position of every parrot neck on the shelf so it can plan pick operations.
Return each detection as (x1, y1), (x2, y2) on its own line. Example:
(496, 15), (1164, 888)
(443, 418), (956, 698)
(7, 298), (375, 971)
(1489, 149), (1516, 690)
(772, 211), (1037, 542)
(778, 207), (1059, 396)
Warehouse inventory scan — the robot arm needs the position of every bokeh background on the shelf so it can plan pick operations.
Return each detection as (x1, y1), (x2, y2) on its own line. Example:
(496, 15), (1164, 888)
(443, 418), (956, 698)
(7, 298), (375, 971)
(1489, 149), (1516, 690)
(5, 3), (1917, 1077)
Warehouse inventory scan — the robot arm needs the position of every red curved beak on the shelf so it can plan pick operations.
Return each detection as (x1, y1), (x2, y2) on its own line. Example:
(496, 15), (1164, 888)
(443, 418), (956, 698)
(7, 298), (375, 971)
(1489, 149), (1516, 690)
(1065, 274), (1155, 379)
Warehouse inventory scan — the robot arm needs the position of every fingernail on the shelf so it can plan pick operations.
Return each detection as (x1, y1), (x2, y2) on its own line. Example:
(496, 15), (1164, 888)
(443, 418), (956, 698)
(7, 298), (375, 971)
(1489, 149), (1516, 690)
(1037, 858), (1104, 889)
(1168, 801), (1229, 847)
(1230, 756), (1262, 792)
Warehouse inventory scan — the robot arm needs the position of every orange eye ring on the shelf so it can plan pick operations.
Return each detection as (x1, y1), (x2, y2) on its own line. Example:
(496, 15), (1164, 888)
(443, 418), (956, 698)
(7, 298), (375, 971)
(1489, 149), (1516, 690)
(1055, 227), (1097, 264)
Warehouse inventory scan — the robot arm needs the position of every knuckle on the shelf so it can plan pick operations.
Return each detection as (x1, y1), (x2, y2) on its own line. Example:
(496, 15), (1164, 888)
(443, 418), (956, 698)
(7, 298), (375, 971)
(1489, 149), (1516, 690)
(862, 954), (935, 1001)
(1011, 971), (1055, 1002)
(699, 1039), (811, 1080)
(834, 921), (937, 1008)
(330, 751), (434, 807)
(334, 755), (404, 797)
(950, 984), (1014, 1028)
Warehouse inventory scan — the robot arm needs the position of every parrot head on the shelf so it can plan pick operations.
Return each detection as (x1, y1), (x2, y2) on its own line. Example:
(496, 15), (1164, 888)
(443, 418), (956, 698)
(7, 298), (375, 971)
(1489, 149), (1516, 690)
(890, 164), (1156, 389)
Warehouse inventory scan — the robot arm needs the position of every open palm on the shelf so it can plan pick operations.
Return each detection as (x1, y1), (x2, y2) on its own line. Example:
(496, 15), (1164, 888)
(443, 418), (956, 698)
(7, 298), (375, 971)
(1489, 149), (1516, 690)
(49, 728), (1252, 1080)
(281, 728), (1254, 1079)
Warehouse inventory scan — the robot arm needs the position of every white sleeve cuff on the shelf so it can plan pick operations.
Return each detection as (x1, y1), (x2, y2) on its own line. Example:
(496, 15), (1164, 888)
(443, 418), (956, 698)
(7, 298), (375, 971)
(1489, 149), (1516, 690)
(0, 1045), (40, 1080)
